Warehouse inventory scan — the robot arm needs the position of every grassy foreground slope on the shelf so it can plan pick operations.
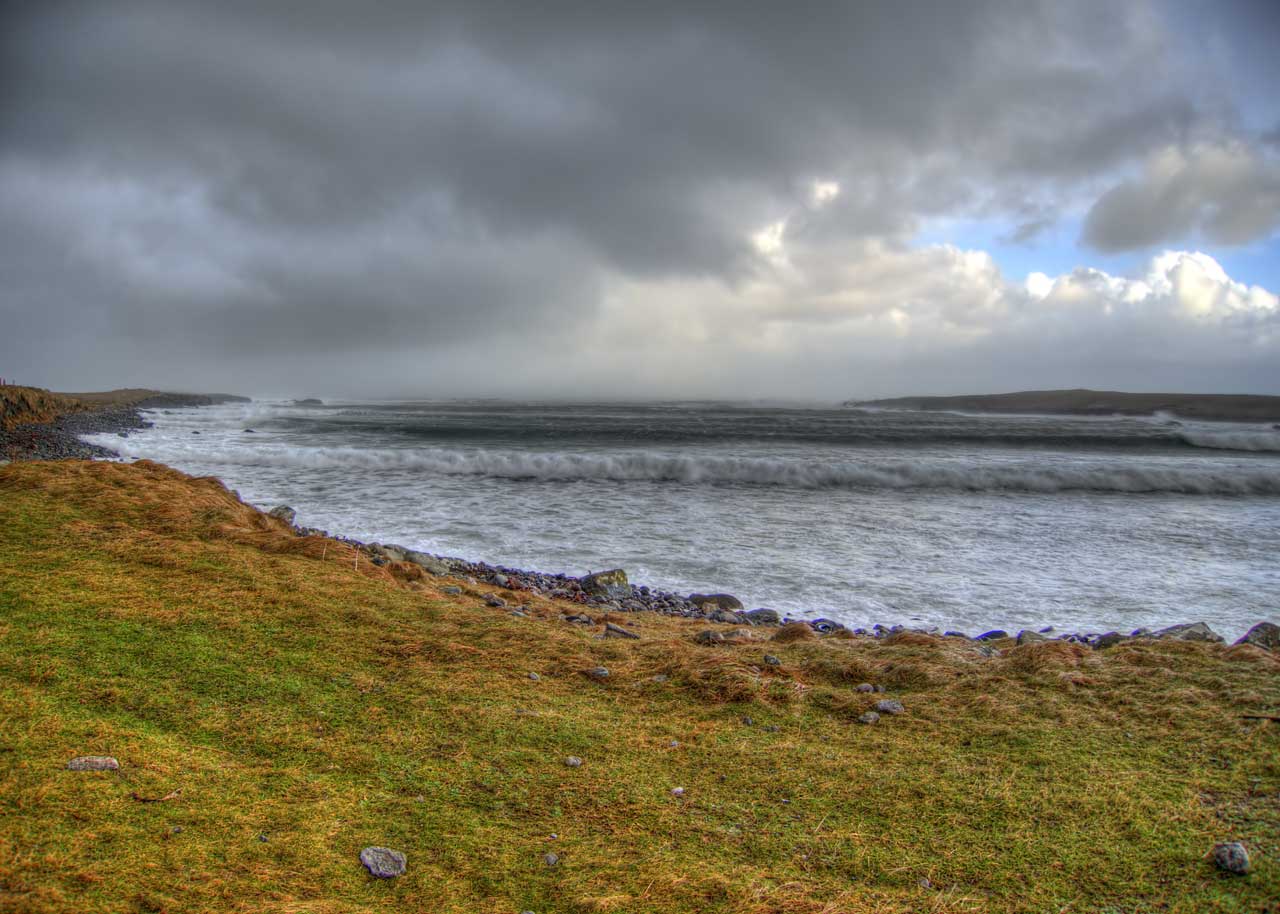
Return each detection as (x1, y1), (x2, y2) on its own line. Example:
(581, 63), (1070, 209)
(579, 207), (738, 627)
(1, 461), (1277, 914)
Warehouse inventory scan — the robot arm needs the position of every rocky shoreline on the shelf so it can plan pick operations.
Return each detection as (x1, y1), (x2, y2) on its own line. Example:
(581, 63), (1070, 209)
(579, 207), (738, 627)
(4, 399), (1276, 655)
(277, 506), (1280, 653)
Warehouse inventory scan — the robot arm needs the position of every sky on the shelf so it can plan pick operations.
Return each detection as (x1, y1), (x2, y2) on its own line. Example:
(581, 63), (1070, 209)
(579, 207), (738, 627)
(2, 0), (1279, 400)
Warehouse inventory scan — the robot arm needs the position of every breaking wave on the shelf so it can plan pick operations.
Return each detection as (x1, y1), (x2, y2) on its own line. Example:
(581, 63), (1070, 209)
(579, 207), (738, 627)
(1178, 429), (1280, 453)
(90, 438), (1280, 495)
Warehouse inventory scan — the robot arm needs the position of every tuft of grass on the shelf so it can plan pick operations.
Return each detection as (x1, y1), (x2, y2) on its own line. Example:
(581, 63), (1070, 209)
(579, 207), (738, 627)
(1, 460), (1278, 913)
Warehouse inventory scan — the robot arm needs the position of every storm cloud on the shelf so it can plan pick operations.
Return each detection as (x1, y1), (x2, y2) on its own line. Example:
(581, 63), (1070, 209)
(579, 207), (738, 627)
(1, 1), (1277, 397)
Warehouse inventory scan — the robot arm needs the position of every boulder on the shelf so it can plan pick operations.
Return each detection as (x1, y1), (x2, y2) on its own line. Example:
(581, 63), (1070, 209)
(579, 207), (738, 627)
(359, 846), (406, 878)
(580, 569), (631, 600)
(1093, 632), (1126, 650)
(267, 505), (296, 526)
(1234, 621), (1280, 652)
(1015, 630), (1047, 645)
(763, 654), (782, 666)
(975, 629), (1008, 641)
(405, 551), (451, 576)
(1153, 622), (1224, 643)
(873, 699), (905, 715)
(809, 618), (846, 635)
(689, 593), (744, 611)
(856, 711), (880, 725)
(743, 608), (781, 625)
(709, 609), (743, 624)
(582, 666), (610, 680)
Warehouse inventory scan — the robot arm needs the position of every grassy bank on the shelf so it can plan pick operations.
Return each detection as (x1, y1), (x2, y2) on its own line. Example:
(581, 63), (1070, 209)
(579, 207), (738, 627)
(0, 387), (90, 431)
(1, 460), (1277, 913)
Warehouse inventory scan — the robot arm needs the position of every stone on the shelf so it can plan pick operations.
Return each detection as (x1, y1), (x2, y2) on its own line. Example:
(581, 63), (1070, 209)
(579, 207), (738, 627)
(580, 569), (630, 600)
(873, 699), (905, 715)
(528, 672), (541, 681)
(671, 787), (685, 797)
(693, 629), (751, 646)
(1093, 632), (1126, 649)
(1235, 621), (1280, 652)
(710, 608), (744, 624)
(484, 594), (507, 608)
(603, 621), (640, 639)
(809, 618), (846, 634)
(359, 846), (407, 878)
(763, 654), (782, 666)
(565, 756), (582, 768)
(743, 608), (781, 625)
(267, 505), (296, 525)
(583, 666), (610, 680)
(857, 711), (880, 725)
(1211, 842), (1250, 875)
(66, 756), (119, 771)
(442, 585), (462, 595)
(491, 573), (509, 587)
(1015, 629), (1047, 645)
(1153, 622), (1224, 643)
(975, 629), (1008, 641)
(405, 552), (451, 576)
(689, 593), (744, 610)
(543, 852), (559, 867)
(855, 683), (875, 693)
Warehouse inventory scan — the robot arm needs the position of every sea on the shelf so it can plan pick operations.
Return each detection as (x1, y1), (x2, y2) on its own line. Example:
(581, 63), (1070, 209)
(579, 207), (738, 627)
(84, 400), (1280, 641)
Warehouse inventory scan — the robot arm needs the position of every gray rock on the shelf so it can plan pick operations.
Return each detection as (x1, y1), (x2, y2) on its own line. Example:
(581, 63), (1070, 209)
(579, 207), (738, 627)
(543, 852), (559, 867)
(267, 505), (296, 525)
(441, 585), (462, 595)
(809, 618), (846, 634)
(580, 569), (630, 600)
(405, 552), (452, 576)
(671, 787), (685, 797)
(484, 594), (507, 608)
(1211, 842), (1250, 875)
(1093, 631), (1126, 649)
(873, 699), (905, 715)
(564, 756), (582, 768)
(855, 683), (875, 693)
(583, 666), (610, 680)
(603, 621), (639, 639)
(975, 629), (1008, 641)
(689, 593), (744, 611)
(528, 672), (541, 681)
(1015, 630), (1047, 645)
(1234, 621), (1280, 651)
(743, 608), (781, 625)
(857, 711), (880, 725)
(66, 756), (119, 771)
(1152, 622), (1224, 643)
(763, 654), (782, 666)
(709, 608), (743, 624)
(491, 573), (510, 587)
(359, 846), (407, 878)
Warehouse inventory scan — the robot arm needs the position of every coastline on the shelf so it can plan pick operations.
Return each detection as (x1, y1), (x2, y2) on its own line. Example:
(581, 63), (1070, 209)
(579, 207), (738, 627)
(4, 392), (1276, 649)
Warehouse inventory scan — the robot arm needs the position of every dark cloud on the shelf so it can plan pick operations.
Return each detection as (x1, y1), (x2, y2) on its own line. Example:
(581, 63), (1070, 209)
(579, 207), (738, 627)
(1, 1), (1276, 395)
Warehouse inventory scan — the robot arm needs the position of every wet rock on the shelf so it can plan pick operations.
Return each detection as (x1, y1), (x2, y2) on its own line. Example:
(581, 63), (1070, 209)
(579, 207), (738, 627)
(857, 711), (880, 725)
(873, 699), (905, 715)
(1093, 632), (1126, 649)
(743, 608), (781, 625)
(603, 622), (639, 639)
(689, 593), (744, 611)
(1153, 622), (1224, 643)
(268, 505), (296, 525)
(976, 629), (1008, 641)
(66, 756), (119, 771)
(359, 846), (407, 878)
(808, 618), (846, 634)
(1211, 842), (1250, 875)
(1235, 622), (1280, 652)
(580, 569), (630, 600)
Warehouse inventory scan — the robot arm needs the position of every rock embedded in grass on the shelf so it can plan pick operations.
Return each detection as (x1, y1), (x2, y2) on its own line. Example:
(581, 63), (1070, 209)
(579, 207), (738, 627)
(484, 594), (506, 608)
(441, 585), (462, 595)
(743, 608), (781, 625)
(603, 621), (639, 639)
(66, 756), (119, 771)
(528, 672), (541, 681)
(763, 654), (781, 666)
(583, 666), (610, 680)
(855, 683), (875, 693)
(267, 505), (296, 525)
(1153, 622), (1224, 643)
(359, 846), (407, 878)
(565, 756), (582, 768)
(1211, 842), (1250, 875)
(857, 711), (880, 725)
(1016, 630), (1047, 645)
(689, 593), (743, 611)
(874, 699), (905, 715)
(543, 852), (559, 867)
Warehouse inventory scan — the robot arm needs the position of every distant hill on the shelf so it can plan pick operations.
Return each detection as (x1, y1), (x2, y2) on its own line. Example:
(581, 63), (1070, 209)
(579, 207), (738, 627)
(847, 389), (1280, 423)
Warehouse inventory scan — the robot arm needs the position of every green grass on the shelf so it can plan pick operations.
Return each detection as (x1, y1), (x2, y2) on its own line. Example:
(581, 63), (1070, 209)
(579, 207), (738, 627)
(0, 459), (1277, 913)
